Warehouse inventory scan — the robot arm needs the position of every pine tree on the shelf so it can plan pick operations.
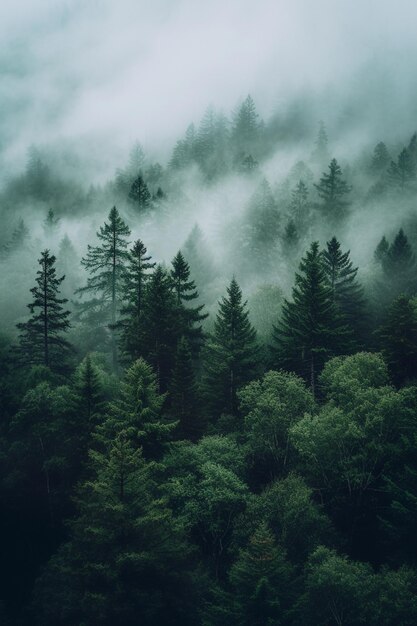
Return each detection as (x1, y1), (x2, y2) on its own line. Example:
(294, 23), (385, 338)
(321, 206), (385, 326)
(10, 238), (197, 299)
(272, 242), (348, 395)
(314, 158), (351, 223)
(378, 295), (417, 385)
(77, 207), (130, 369)
(140, 265), (180, 392)
(99, 358), (175, 459)
(44, 208), (60, 236)
(73, 354), (103, 424)
(322, 236), (366, 346)
(202, 278), (258, 417)
(17, 250), (72, 372)
(374, 235), (389, 264)
(170, 250), (207, 355)
(128, 174), (152, 213)
(232, 95), (261, 159)
(370, 141), (390, 175)
(169, 123), (196, 170)
(382, 229), (416, 298)
(387, 148), (416, 191)
(169, 337), (204, 441)
(229, 523), (294, 626)
(118, 239), (155, 361)
(282, 220), (299, 255)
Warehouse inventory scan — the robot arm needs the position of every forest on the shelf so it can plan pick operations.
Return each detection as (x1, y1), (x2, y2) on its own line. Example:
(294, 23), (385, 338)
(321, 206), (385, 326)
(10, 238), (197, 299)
(1, 92), (417, 625)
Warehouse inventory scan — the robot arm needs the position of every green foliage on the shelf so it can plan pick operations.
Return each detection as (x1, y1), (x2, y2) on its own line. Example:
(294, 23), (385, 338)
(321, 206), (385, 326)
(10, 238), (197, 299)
(17, 250), (72, 372)
(314, 158), (351, 223)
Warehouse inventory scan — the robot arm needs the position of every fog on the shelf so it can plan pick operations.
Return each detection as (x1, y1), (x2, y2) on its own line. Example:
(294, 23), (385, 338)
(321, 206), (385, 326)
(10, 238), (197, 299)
(1, 0), (417, 176)
(1, 0), (417, 346)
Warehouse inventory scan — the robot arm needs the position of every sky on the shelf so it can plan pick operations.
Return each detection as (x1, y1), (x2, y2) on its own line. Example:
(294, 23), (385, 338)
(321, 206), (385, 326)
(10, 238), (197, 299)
(1, 0), (417, 174)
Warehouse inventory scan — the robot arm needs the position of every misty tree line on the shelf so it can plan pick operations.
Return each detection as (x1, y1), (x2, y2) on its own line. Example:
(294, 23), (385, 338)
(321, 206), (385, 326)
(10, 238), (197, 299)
(1, 96), (417, 624)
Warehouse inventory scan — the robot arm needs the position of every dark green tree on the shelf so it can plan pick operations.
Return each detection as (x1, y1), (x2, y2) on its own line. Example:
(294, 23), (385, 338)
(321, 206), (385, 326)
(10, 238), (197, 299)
(169, 337), (204, 442)
(141, 266), (180, 392)
(378, 295), (417, 385)
(314, 158), (351, 223)
(17, 250), (72, 372)
(77, 207), (130, 369)
(272, 242), (348, 395)
(322, 236), (366, 346)
(387, 148), (416, 191)
(202, 278), (258, 418)
(374, 235), (389, 264)
(382, 229), (416, 299)
(118, 239), (155, 361)
(73, 354), (104, 425)
(170, 250), (207, 355)
(128, 174), (152, 213)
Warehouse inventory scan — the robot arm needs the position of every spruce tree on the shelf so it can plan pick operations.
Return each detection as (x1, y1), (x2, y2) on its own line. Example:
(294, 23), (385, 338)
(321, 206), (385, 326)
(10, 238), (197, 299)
(17, 250), (72, 372)
(311, 121), (330, 166)
(202, 278), (258, 418)
(44, 208), (60, 236)
(128, 174), (152, 213)
(378, 295), (417, 385)
(140, 265), (180, 392)
(387, 148), (416, 191)
(232, 95), (261, 159)
(169, 337), (204, 442)
(118, 239), (155, 361)
(322, 236), (366, 346)
(272, 242), (348, 395)
(73, 354), (103, 424)
(289, 180), (310, 232)
(370, 141), (390, 175)
(314, 158), (351, 223)
(382, 229), (416, 298)
(77, 207), (130, 369)
(170, 250), (207, 355)
(374, 235), (389, 264)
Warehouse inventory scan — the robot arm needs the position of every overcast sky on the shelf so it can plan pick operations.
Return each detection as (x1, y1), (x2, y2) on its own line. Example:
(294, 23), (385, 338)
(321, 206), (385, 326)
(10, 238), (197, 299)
(1, 0), (417, 171)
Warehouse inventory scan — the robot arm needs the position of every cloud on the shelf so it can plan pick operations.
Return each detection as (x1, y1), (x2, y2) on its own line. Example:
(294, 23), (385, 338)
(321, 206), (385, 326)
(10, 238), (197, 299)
(1, 0), (417, 176)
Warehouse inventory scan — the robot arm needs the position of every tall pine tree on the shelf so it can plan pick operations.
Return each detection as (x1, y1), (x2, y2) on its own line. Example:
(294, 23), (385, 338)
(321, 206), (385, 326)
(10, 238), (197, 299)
(17, 250), (72, 372)
(314, 158), (351, 224)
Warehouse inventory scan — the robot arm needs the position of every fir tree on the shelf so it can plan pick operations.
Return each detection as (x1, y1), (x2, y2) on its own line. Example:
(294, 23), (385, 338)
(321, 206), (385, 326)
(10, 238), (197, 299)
(118, 239), (155, 361)
(202, 278), (258, 418)
(272, 242), (348, 395)
(229, 523), (294, 626)
(128, 174), (152, 213)
(232, 95), (261, 158)
(141, 265), (180, 392)
(311, 121), (329, 166)
(382, 229), (416, 298)
(170, 250), (207, 355)
(282, 220), (299, 256)
(387, 148), (416, 191)
(44, 208), (60, 236)
(322, 236), (366, 346)
(289, 180), (310, 232)
(169, 337), (204, 441)
(314, 158), (351, 223)
(169, 123), (196, 170)
(378, 295), (417, 385)
(370, 141), (390, 175)
(77, 207), (130, 369)
(73, 354), (104, 424)
(374, 235), (389, 264)
(17, 250), (72, 372)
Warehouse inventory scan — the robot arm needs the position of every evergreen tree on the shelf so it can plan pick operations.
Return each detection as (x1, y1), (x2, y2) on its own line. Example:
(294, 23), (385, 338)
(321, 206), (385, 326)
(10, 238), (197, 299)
(170, 250), (207, 354)
(140, 265), (180, 392)
(232, 95), (261, 159)
(17, 250), (72, 372)
(73, 354), (104, 424)
(169, 337), (204, 441)
(289, 180), (310, 232)
(387, 148), (416, 191)
(202, 278), (258, 418)
(118, 239), (155, 361)
(374, 235), (389, 264)
(382, 229), (416, 298)
(314, 158), (351, 223)
(99, 358), (175, 460)
(229, 523), (294, 626)
(272, 242), (348, 395)
(77, 207), (130, 369)
(322, 236), (366, 346)
(282, 220), (299, 255)
(128, 174), (152, 213)
(182, 224), (215, 293)
(169, 124), (196, 170)
(370, 141), (391, 175)
(378, 295), (417, 385)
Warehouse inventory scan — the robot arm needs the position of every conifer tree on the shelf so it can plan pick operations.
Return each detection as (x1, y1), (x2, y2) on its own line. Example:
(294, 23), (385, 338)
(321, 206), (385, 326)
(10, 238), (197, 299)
(322, 236), (366, 345)
(283, 220), (299, 255)
(44, 208), (60, 236)
(182, 224), (215, 292)
(202, 278), (258, 417)
(374, 235), (389, 264)
(272, 242), (348, 395)
(232, 95), (261, 159)
(387, 148), (416, 191)
(17, 250), (72, 372)
(378, 295), (417, 385)
(128, 174), (152, 213)
(169, 337), (204, 442)
(242, 178), (280, 273)
(73, 354), (103, 424)
(170, 250), (207, 354)
(382, 229), (416, 298)
(99, 358), (175, 459)
(370, 141), (390, 175)
(118, 239), (155, 361)
(169, 124), (197, 170)
(77, 207), (130, 369)
(229, 523), (294, 626)
(289, 180), (310, 232)
(314, 158), (351, 223)
(140, 265), (180, 392)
